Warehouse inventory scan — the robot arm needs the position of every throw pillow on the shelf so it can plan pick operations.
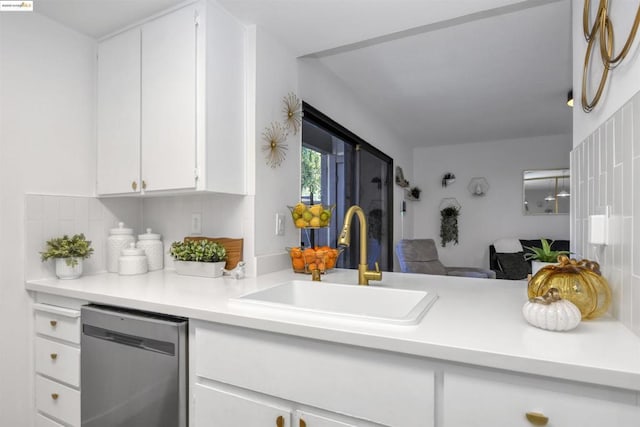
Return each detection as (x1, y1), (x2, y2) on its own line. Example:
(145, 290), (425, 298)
(493, 238), (524, 253)
(495, 252), (528, 280)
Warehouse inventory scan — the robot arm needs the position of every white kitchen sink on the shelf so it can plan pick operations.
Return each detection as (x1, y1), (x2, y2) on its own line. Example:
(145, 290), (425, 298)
(232, 280), (437, 325)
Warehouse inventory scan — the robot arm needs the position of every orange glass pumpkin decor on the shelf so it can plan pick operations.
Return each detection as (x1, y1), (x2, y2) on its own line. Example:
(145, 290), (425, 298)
(527, 255), (611, 319)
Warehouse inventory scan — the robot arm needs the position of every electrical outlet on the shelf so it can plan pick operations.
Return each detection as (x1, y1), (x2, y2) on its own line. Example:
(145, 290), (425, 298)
(275, 213), (285, 236)
(191, 213), (202, 235)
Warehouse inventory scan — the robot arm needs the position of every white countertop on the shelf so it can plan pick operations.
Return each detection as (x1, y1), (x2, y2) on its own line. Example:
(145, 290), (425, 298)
(26, 269), (640, 392)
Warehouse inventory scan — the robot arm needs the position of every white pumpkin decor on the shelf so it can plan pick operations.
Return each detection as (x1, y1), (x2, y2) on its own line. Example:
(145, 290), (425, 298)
(522, 288), (581, 332)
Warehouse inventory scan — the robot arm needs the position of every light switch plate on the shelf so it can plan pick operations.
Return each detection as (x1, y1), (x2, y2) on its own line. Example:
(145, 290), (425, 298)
(191, 213), (202, 235)
(589, 206), (609, 245)
(275, 213), (285, 236)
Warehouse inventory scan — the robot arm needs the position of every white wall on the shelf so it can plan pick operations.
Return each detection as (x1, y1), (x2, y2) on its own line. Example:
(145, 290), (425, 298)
(571, 0), (640, 335)
(298, 58), (416, 271)
(572, 0), (640, 145)
(0, 12), (96, 426)
(411, 135), (572, 269)
(250, 26), (301, 274)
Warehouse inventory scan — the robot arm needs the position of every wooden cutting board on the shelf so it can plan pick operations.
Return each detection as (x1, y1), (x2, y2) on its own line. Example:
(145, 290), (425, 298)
(184, 237), (243, 270)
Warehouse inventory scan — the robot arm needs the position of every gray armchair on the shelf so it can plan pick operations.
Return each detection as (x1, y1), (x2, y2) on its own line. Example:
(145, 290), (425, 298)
(396, 239), (496, 279)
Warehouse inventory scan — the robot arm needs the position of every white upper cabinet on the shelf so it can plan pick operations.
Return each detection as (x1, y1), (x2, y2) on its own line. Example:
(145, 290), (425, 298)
(96, 0), (246, 196)
(97, 27), (141, 195)
(141, 5), (197, 193)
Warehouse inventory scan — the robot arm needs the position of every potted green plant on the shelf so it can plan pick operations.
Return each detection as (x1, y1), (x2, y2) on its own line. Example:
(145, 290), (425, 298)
(40, 233), (94, 279)
(170, 240), (227, 278)
(440, 206), (460, 247)
(524, 239), (570, 276)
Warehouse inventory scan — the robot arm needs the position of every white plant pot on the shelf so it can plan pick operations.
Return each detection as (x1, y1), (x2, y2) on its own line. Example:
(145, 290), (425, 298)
(531, 261), (556, 277)
(174, 260), (225, 278)
(55, 258), (83, 280)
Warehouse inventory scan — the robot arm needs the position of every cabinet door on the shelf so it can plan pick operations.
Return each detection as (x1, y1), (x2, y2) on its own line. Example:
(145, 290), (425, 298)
(194, 383), (292, 427)
(296, 410), (358, 427)
(97, 27), (141, 195)
(141, 5), (198, 192)
(444, 372), (640, 427)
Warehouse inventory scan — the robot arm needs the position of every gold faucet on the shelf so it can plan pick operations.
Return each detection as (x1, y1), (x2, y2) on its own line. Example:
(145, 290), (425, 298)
(337, 205), (382, 285)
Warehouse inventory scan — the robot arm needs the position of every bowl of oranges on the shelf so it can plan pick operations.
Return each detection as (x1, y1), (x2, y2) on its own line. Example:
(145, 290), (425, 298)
(287, 246), (343, 274)
(288, 202), (334, 228)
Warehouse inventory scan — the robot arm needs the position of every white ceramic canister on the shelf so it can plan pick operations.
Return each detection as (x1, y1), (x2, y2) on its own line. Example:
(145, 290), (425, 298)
(118, 243), (148, 275)
(136, 228), (164, 271)
(107, 222), (135, 273)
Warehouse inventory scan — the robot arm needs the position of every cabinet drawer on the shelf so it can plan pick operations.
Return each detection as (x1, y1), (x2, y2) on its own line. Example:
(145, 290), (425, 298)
(443, 372), (640, 427)
(36, 413), (65, 427)
(36, 375), (80, 427)
(194, 322), (434, 427)
(35, 304), (81, 344)
(35, 337), (80, 387)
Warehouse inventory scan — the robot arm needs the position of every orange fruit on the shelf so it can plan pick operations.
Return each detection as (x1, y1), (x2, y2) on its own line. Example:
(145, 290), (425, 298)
(289, 247), (302, 258)
(308, 263), (317, 271)
(292, 258), (305, 271)
(326, 258), (335, 269)
(303, 248), (316, 263)
(316, 261), (325, 271)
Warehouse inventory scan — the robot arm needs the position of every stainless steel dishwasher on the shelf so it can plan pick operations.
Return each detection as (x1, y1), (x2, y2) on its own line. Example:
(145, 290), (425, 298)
(81, 304), (188, 427)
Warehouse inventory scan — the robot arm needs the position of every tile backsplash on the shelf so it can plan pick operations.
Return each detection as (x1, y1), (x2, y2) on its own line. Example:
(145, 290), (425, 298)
(25, 195), (142, 280)
(25, 193), (249, 281)
(572, 90), (640, 336)
(141, 193), (248, 271)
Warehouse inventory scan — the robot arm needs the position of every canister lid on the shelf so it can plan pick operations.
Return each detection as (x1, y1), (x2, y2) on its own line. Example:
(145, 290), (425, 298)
(120, 243), (146, 257)
(138, 228), (161, 241)
(110, 222), (133, 236)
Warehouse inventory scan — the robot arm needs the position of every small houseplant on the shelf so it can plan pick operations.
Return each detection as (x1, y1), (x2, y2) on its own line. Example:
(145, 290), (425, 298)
(170, 240), (227, 278)
(524, 239), (570, 276)
(440, 206), (460, 247)
(406, 186), (421, 201)
(40, 233), (94, 279)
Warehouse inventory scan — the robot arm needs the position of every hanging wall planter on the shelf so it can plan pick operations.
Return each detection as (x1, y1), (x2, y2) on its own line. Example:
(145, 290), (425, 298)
(405, 186), (421, 201)
(439, 198), (461, 247)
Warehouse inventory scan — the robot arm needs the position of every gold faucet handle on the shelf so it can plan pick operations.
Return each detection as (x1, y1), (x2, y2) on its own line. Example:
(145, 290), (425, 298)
(362, 262), (382, 284)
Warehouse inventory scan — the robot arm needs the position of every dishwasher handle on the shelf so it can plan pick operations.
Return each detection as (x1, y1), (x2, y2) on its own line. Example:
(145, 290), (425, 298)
(83, 324), (176, 356)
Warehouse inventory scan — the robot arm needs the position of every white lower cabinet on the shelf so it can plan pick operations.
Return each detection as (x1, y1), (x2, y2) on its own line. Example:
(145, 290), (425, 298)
(33, 299), (84, 427)
(296, 409), (359, 427)
(193, 383), (381, 427)
(195, 383), (292, 426)
(35, 375), (81, 427)
(35, 336), (80, 388)
(36, 413), (65, 427)
(191, 321), (435, 427)
(443, 371), (640, 427)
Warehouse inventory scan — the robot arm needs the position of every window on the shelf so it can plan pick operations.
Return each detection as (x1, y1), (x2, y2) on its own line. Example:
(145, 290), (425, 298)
(301, 103), (393, 271)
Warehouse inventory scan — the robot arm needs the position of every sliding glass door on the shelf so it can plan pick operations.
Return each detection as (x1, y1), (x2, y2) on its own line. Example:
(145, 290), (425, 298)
(301, 103), (393, 271)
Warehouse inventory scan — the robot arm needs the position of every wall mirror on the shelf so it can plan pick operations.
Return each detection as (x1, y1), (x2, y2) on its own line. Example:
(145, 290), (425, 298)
(523, 169), (570, 215)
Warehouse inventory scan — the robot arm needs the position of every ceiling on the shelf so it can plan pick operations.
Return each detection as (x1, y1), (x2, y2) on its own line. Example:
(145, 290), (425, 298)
(34, 0), (572, 148)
